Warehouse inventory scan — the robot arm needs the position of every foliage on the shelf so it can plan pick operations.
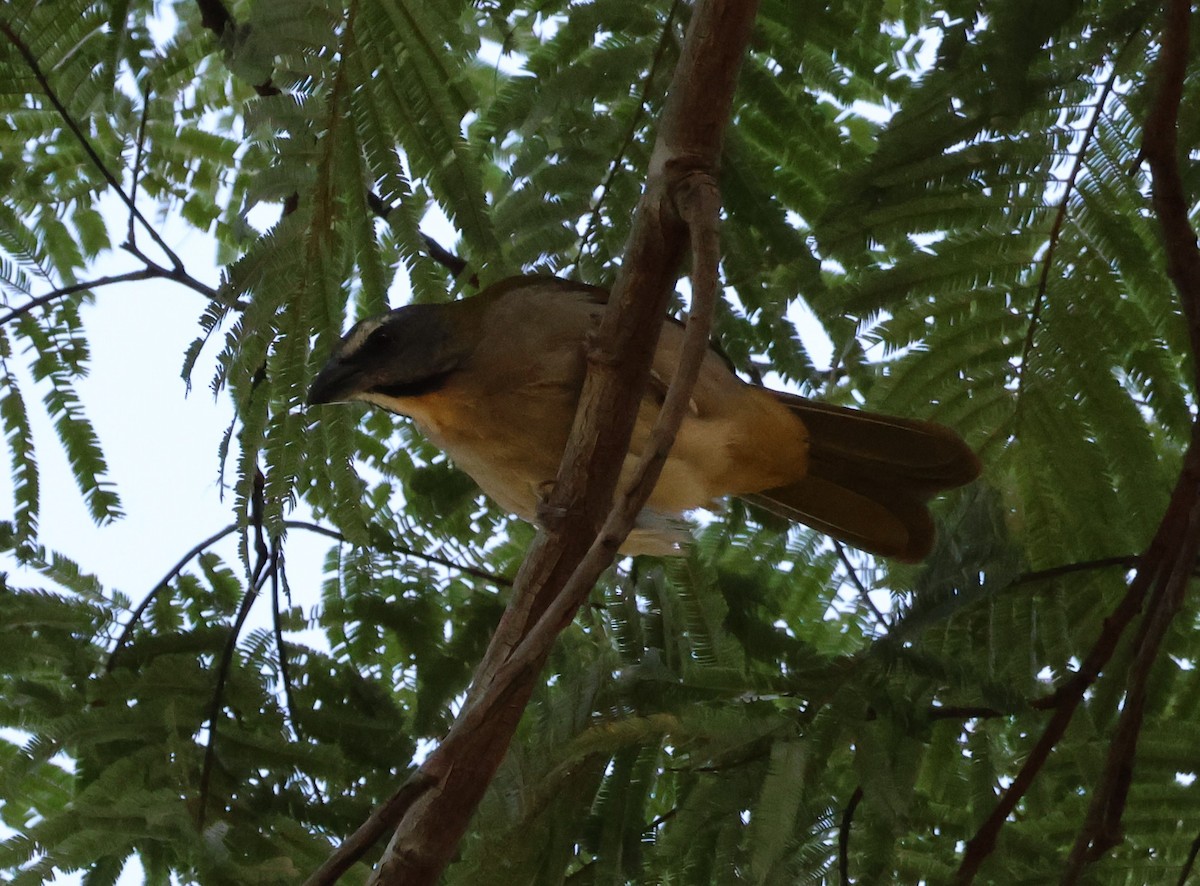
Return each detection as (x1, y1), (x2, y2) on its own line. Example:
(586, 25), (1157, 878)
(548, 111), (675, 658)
(1, 0), (1198, 882)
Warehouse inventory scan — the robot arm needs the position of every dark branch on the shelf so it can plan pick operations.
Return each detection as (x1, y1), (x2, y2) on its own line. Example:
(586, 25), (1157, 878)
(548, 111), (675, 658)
(835, 541), (889, 629)
(839, 786), (863, 886)
(128, 79), (154, 246)
(958, 7), (1200, 879)
(283, 520), (512, 587)
(2, 271), (156, 328)
(927, 706), (1005, 721)
(367, 192), (472, 282)
(0, 20), (188, 272)
(270, 544), (300, 735)
(198, 468), (271, 829)
(420, 234), (469, 280)
(366, 190), (391, 219)
(574, 0), (682, 269)
(1, 265), (228, 330)
(1061, 3), (1200, 879)
(106, 524), (240, 671)
(192, 0), (280, 96)
(194, 0), (234, 34)
(1015, 52), (1125, 407)
(1178, 828), (1200, 886)
(1013, 555), (1138, 586)
(197, 556), (273, 829)
(302, 772), (439, 886)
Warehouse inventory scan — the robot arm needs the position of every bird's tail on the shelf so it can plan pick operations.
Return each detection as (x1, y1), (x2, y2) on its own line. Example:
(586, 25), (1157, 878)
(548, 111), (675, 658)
(743, 395), (981, 562)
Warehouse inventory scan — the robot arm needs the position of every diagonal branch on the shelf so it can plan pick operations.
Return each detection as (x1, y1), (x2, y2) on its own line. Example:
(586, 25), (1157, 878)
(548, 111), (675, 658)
(1179, 828), (1200, 886)
(1061, 2), (1200, 878)
(197, 546), (275, 829)
(957, 6), (1200, 880)
(308, 3), (762, 884)
(0, 19), (187, 272)
(573, 0), (684, 270)
(455, 174), (724, 730)
(835, 541), (889, 629)
(1015, 57), (1122, 408)
(106, 523), (240, 671)
(838, 786), (864, 886)
(128, 78), (154, 247)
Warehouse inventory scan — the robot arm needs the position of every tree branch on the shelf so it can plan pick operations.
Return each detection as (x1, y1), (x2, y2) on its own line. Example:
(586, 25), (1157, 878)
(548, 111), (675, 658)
(192, 0), (281, 96)
(309, 3), (762, 883)
(283, 520), (512, 587)
(1178, 827), (1200, 886)
(835, 541), (889, 629)
(573, 0), (683, 270)
(954, 440), (1200, 883)
(197, 552), (274, 829)
(106, 523), (240, 671)
(1, 271), (157, 328)
(367, 191), (474, 283)
(957, 6), (1200, 879)
(1061, 3), (1200, 878)
(0, 265), (226, 329)
(1013, 555), (1139, 587)
(1015, 49), (1125, 408)
(927, 705), (1004, 721)
(839, 786), (863, 886)
(0, 19), (188, 272)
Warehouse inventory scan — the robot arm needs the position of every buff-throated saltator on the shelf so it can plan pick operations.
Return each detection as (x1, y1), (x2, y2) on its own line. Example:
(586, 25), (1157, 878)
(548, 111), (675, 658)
(307, 276), (981, 560)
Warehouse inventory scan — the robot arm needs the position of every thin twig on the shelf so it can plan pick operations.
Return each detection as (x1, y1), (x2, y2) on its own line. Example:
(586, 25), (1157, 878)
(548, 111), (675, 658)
(572, 0), (683, 270)
(0, 19), (186, 271)
(1015, 57), (1123, 408)
(270, 543), (299, 733)
(197, 557), (273, 829)
(192, 0), (280, 95)
(198, 469), (271, 829)
(283, 520), (512, 586)
(1, 270), (161, 328)
(106, 524), (240, 671)
(420, 233), (470, 281)
(194, 0), (234, 34)
(1012, 555), (1138, 586)
(128, 78), (154, 247)
(268, 549), (326, 804)
(835, 541), (889, 629)
(927, 705), (1005, 721)
(1177, 828), (1200, 886)
(367, 191), (473, 283)
(839, 786), (863, 886)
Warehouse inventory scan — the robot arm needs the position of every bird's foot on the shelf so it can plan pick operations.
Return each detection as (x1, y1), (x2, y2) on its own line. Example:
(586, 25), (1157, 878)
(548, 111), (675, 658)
(535, 480), (569, 530)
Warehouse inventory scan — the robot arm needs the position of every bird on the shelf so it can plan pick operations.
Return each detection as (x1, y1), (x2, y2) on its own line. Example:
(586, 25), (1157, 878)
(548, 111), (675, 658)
(307, 275), (981, 561)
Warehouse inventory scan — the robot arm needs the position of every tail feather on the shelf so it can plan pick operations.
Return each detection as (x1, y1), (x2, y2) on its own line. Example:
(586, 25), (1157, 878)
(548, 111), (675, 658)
(745, 395), (981, 562)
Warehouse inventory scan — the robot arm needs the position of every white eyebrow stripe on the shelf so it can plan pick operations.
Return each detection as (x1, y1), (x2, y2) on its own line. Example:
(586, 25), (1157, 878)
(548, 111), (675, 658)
(341, 316), (387, 356)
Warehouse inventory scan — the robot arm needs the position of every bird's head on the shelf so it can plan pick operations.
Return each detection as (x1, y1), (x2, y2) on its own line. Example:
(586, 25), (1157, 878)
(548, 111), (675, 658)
(307, 302), (469, 409)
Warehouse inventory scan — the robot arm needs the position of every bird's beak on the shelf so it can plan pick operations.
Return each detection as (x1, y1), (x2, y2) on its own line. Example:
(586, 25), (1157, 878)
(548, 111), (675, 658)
(307, 358), (362, 406)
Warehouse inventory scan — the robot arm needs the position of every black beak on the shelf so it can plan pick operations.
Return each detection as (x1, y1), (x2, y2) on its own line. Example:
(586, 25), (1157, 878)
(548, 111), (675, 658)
(306, 358), (361, 406)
